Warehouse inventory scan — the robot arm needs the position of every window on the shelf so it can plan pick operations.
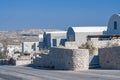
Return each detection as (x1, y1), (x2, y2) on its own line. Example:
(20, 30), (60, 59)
(114, 21), (117, 30)
(53, 39), (57, 46)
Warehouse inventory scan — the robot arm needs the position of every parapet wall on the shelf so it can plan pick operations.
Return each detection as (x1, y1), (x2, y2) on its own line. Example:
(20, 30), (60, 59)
(65, 39), (120, 55)
(99, 46), (120, 69)
(65, 41), (83, 49)
(33, 48), (89, 71)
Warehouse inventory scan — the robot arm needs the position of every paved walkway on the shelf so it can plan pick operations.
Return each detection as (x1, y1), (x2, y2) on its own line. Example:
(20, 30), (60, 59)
(0, 65), (120, 80)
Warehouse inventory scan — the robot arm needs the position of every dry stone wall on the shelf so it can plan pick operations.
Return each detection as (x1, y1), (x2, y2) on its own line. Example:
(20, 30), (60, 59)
(99, 46), (120, 69)
(65, 41), (84, 49)
(65, 39), (120, 55)
(92, 39), (120, 55)
(15, 60), (32, 66)
(33, 48), (89, 71)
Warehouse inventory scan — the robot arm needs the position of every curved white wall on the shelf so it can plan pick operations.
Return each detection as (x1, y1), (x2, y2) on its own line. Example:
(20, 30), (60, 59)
(107, 14), (120, 34)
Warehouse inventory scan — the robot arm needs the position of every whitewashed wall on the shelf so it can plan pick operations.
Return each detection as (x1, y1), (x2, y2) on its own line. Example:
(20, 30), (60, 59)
(107, 14), (120, 34)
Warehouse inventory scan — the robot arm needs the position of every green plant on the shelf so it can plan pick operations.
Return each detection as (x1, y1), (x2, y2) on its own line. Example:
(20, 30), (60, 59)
(0, 51), (7, 59)
(106, 41), (111, 48)
(105, 41), (119, 48)
(112, 43), (119, 47)
(79, 41), (95, 55)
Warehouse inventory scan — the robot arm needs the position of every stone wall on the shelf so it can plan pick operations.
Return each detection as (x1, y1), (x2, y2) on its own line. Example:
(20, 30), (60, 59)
(65, 39), (120, 55)
(15, 60), (32, 66)
(65, 41), (83, 49)
(92, 39), (120, 55)
(99, 46), (120, 69)
(0, 59), (8, 65)
(33, 48), (89, 71)
(0, 58), (32, 66)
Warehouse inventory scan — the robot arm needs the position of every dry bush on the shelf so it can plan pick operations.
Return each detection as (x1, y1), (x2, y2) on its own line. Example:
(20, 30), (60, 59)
(79, 41), (95, 55)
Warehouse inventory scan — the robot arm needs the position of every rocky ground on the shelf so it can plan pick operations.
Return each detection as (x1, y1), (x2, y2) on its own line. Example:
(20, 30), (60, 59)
(0, 29), (61, 45)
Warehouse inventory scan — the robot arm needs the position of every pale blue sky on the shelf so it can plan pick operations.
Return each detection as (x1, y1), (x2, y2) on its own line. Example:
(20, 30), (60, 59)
(0, 0), (120, 30)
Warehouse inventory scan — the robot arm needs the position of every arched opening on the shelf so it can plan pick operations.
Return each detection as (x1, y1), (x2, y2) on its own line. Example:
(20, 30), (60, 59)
(114, 21), (117, 30)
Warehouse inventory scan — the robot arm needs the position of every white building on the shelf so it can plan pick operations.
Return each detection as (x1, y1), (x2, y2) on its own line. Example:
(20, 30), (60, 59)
(22, 42), (39, 54)
(38, 34), (43, 41)
(7, 45), (21, 57)
(43, 31), (67, 49)
(38, 34), (44, 49)
(0, 43), (4, 52)
(67, 26), (107, 42)
(107, 13), (120, 34)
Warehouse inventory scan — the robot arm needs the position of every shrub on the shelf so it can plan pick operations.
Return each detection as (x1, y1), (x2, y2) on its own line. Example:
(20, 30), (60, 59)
(105, 41), (119, 48)
(79, 41), (95, 55)
(0, 51), (7, 59)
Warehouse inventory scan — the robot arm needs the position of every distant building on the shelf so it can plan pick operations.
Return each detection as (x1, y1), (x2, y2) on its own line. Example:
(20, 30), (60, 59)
(22, 42), (39, 54)
(0, 43), (4, 52)
(38, 34), (43, 41)
(67, 26), (107, 42)
(38, 34), (44, 49)
(43, 31), (67, 49)
(86, 13), (120, 41)
(7, 45), (21, 57)
(107, 13), (120, 34)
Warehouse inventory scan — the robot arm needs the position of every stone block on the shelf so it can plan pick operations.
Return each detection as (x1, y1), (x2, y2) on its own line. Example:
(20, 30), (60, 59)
(99, 46), (120, 69)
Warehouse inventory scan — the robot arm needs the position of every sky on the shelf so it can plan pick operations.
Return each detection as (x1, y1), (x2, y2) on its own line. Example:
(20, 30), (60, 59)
(0, 0), (120, 30)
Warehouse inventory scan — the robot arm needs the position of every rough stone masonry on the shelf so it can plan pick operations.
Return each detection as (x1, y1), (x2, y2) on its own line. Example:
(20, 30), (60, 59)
(99, 46), (120, 69)
(33, 48), (89, 71)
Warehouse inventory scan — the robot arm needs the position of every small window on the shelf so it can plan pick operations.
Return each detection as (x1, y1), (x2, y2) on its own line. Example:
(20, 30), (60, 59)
(114, 21), (117, 30)
(53, 39), (57, 46)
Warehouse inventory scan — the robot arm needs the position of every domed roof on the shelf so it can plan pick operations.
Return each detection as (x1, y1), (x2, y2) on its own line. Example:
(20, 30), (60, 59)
(107, 13), (120, 34)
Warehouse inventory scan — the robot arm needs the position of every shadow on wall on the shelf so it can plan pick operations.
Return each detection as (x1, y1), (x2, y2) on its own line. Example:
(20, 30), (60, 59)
(99, 46), (120, 69)
(0, 59), (8, 65)
(0, 58), (15, 65)
(60, 39), (67, 46)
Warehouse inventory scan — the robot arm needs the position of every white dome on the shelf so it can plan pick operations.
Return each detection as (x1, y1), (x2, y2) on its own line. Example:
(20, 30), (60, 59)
(107, 14), (120, 34)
